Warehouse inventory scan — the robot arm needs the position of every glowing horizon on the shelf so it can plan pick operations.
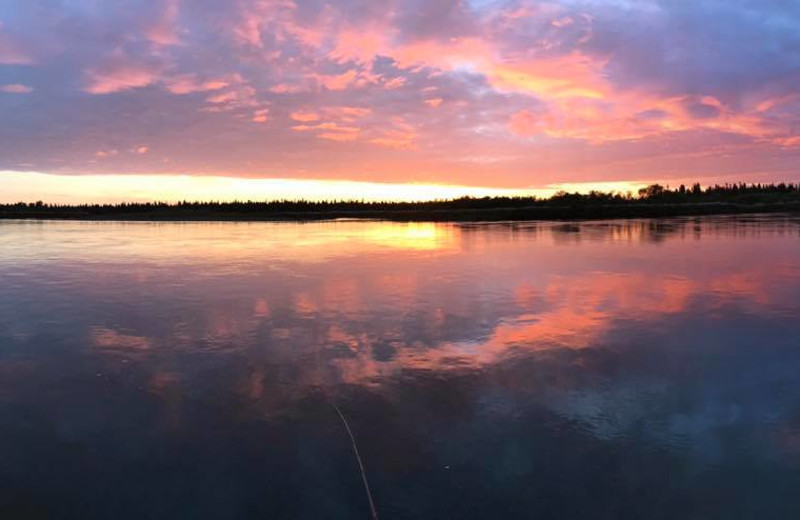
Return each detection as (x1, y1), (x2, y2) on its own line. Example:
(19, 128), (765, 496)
(1, 1), (799, 197)
(1, 170), (663, 204)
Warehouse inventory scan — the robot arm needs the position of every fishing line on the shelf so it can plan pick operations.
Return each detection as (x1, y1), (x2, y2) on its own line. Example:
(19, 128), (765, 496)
(332, 403), (380, 520)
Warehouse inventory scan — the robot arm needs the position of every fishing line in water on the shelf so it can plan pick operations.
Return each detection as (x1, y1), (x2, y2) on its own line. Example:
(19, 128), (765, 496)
(332, 403), (380, 520)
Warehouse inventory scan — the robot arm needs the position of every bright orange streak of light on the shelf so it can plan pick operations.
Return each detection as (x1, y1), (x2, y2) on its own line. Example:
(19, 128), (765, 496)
(0, 171), (651, 204)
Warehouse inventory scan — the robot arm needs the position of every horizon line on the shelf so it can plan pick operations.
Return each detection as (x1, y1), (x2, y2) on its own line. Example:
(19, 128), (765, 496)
(4, 170), (796, 205)
(4, 180), (798, 207)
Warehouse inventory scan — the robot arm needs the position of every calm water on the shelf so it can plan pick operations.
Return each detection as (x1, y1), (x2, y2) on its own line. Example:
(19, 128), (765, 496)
(1, 216), (800, 519)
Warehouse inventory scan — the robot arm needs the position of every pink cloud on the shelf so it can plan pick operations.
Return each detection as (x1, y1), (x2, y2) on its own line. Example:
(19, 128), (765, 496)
(85, 62), (161, 94)
(383, 77), (407, 89)
(316, 69), (358, 90)
(389, 37), (493, 72)
(509, 110), (543, 136)
(146, 0), (181, 46)
(424, 98), (443, 108)
(291, 121), (361, 142)
(269, 83), (307, 94)
(197, 78), (265, 116)
(207, 90), (238, 104)
(0, 27), (33, 65)
(329, 27), (390, 65)
(774, 136), (800, 148)
(551, 17), (575, 28)
(204, 89), (257, 110)
(235, 17), (262, 47)
(324, 106), (372, 122)
(252, 108), (270, 123)
(282, 18), (327, 49)
(164, 74), (229, 94)
(234, 0), (299, 48)
(309, 67), (379, 92)
(1, 84), (33, 94)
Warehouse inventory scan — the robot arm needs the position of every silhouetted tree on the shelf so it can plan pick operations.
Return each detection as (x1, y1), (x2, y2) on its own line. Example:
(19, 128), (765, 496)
(1, 182), (798, 220)
(638, 184), (666, 199)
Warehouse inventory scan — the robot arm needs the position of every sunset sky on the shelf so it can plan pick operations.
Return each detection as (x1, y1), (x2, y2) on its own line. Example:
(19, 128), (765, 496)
(2, 0), (799, 202)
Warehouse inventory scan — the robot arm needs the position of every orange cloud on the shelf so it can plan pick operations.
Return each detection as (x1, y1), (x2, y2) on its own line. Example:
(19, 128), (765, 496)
(370, 118), (417, 149)
(489, 52), (608, 99)
(290, 110), (320, 122)
(336, 106), (371, 117)
(321, 106), (372, 122)
(370, 130), (416, 150)
(292, 121), (361, 142)
(318, 131), (359, 142)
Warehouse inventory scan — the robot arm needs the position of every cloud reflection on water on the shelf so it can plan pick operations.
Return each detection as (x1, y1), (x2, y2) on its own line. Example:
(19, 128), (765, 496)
(1, 216), (799, 518)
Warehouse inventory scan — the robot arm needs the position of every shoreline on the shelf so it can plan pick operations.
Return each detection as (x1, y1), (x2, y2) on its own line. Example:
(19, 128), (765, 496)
(1, 201), (799, 223)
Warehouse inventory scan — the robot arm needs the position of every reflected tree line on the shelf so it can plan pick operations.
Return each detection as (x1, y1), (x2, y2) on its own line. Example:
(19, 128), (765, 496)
(459, 214), (800, 245)
(2, 182), (798, 220)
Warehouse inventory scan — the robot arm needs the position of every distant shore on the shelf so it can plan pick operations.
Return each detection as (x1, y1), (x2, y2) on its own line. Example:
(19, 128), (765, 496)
(3, 183), (799, 222)
(2, 201), (799, 222)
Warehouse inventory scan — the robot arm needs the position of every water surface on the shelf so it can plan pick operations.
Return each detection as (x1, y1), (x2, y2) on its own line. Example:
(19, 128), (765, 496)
(1, 216), (799, 519)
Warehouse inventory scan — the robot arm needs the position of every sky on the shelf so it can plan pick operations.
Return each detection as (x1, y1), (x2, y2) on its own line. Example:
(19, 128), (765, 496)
(1, 0), (800, 202)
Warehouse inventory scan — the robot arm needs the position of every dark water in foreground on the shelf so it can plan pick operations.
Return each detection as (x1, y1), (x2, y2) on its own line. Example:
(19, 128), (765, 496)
(1, 216), (799, 519)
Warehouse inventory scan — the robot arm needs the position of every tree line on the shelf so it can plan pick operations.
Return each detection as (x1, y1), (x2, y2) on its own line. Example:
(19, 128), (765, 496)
(2, 182), (798, 217)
